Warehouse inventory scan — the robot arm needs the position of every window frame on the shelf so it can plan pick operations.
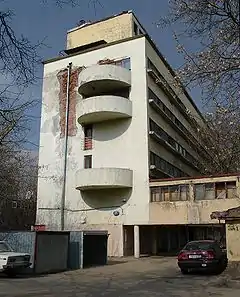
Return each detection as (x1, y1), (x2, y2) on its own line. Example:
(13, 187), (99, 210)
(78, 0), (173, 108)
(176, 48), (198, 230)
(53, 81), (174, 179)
(84, 155), (92, 169)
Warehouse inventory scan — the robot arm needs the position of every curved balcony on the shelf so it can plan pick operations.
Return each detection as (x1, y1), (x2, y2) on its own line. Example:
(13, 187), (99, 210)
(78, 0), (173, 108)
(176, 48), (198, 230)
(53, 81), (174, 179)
(78, 64), (131, 97)
(75, 168), (133, 190)
(77, 95), (132, 125)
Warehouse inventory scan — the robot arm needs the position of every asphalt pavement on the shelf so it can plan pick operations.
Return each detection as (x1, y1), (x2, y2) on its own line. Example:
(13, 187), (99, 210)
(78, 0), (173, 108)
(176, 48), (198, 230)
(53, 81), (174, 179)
(0, 257), (239, 296)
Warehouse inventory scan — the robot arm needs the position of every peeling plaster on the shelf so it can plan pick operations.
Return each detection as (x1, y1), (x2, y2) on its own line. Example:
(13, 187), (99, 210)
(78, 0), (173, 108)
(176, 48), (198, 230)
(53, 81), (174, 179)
(57, 67), (83, 138)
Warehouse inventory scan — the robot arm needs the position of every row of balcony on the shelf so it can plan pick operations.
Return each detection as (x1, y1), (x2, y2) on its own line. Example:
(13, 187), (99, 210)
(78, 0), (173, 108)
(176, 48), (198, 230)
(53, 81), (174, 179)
(74, 63), (194, 191)
(76, 64), (133, 191)
(78, 64), (132, 124)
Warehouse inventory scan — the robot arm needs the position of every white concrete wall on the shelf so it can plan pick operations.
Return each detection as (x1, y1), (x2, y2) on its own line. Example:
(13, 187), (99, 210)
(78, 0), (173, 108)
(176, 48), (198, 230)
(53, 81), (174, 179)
(36, 37), (150, 255)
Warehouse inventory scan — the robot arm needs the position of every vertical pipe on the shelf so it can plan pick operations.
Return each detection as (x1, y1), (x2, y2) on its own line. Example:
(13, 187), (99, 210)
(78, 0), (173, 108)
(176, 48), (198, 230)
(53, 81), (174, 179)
(61, 62), (72, 231)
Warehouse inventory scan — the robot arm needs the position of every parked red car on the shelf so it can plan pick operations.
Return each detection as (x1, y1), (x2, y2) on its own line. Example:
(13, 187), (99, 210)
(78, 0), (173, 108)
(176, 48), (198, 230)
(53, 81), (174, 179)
(177, 240), (228, 274)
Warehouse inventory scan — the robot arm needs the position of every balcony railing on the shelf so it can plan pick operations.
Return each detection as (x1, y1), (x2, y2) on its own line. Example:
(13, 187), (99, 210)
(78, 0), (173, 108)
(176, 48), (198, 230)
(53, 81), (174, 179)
(83, 137), (92, 150)
(150, 151), (188, 178)
(149, 119), (199, 169)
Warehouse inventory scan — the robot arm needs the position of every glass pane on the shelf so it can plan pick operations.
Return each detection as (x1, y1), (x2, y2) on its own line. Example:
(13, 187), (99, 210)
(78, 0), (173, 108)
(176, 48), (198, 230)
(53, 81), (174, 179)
(205, 183), (215, 200)
(169, 186), (179, 201)
(162, 187), (169, 201)
(0, 242), (11, 252)
(216, 182), (226, 199)
(195, 184), (205, 200)
(226, 182), (237, 199)
(185, 241), (213, 251)
(180, 185), (188, 201)
(84, 155), (92, 169)
(151, 187), (161, 202)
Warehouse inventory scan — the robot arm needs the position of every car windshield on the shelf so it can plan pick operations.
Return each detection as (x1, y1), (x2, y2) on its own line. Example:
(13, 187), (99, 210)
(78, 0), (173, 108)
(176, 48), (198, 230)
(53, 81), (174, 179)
(0, 242), (12, 252)
(184, 242), (213, 251)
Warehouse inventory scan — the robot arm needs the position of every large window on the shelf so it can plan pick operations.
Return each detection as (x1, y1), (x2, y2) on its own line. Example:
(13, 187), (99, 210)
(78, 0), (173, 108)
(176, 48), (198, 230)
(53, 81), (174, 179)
(194, 181), (237, 200)
(151, 185), (189, 202)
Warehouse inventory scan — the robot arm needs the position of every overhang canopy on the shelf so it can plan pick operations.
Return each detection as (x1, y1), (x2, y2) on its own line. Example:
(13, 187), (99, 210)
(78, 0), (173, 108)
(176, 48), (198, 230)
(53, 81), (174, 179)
(210, 206), (240, 220)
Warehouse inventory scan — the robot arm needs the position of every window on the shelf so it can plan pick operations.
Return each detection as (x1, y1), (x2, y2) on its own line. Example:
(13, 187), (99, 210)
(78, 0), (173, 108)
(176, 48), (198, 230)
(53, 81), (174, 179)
(194, 181), (236, 200)
(184, 241), (213, 251)
(226, 181), (237, 198)
(84, 125), (92, 150)
(114, 57), (131, 70)
(150, 184), (189, 202)
(215, 182), (226, 199)
(216, 181), (237, 199)
(150, 187), (161, 202)
(12, 201), (18, 209)
(84, 155), (92, 169)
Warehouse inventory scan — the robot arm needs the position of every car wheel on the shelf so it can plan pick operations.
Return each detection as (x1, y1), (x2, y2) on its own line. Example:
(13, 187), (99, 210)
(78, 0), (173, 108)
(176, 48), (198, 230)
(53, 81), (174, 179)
(5, 269), (17, 278)
(181, 268), (189, 274)
(214, 263), (227, 275)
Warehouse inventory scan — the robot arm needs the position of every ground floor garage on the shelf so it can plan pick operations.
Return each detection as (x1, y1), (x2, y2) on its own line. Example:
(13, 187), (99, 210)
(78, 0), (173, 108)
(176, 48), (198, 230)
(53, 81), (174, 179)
(123, 224), (226, 257)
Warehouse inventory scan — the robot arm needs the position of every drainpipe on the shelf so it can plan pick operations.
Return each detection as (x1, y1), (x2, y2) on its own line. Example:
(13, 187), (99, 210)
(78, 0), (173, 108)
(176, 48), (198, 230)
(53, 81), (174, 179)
(61, 62), (72, 231)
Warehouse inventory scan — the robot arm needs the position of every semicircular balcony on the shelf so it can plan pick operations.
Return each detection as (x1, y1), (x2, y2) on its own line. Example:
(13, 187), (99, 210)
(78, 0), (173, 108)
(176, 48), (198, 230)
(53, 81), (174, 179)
(78, 64), (131, 97)
(75, 168), (133, 191)
(77, 95), (132, 125)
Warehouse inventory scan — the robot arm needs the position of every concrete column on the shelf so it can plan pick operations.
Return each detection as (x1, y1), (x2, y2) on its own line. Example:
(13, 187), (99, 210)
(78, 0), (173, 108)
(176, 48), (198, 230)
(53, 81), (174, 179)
(134, 225), (140, 258)
(189, 182), (194, 201)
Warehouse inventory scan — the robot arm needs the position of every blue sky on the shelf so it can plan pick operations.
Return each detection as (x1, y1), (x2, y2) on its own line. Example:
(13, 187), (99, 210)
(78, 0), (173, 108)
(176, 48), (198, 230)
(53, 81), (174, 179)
(2, 0), (201, 150)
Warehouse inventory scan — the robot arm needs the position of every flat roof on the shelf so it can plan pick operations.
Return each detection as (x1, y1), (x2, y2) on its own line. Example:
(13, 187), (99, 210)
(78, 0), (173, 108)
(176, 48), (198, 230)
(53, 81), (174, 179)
(67, 10), (132, 33)
(43, 11), (205, 122)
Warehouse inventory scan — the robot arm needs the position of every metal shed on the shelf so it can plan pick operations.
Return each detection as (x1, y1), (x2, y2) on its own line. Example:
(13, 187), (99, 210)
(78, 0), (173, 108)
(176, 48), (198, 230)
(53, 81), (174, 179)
(69, 230), (108, 269)
(0, 231), (70, 274)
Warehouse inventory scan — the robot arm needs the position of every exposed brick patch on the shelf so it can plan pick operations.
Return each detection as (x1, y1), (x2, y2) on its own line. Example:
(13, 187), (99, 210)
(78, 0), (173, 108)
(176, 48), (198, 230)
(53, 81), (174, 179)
(98, 58), (115, 65)
(57, 67), (83, 138)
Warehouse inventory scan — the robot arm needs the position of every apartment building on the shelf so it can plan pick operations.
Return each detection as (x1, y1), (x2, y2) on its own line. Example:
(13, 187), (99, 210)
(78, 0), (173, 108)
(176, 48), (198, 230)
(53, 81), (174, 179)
(36, 11), (223, 257)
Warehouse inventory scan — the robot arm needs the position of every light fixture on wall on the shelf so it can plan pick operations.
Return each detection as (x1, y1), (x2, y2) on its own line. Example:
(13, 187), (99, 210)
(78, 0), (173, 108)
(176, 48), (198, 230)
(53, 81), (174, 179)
(113, 210), (120, 217)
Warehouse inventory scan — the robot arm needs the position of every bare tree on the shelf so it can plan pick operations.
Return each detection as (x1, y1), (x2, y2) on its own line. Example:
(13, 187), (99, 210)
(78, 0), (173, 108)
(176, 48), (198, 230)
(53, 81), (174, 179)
(0, 1), (102, 146)
(0, 8), (41, 146)
(158, 0), (240, 110)
(0, 147), (38, 230)
(0, 0), (99, 229)
(198, 107), (240, 174)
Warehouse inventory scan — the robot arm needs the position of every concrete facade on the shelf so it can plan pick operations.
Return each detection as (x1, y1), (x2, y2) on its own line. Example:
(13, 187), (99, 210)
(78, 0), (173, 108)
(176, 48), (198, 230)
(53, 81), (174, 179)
(226, 221), (240, 261)
(66, 11), (145, 51)
(36, 11), (238, 257)
(150, 175), (240, 225)
(37, 33), (150, 256)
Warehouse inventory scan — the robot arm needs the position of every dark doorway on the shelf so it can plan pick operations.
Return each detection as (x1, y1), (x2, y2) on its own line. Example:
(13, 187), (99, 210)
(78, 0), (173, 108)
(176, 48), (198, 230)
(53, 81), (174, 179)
(83, 233), (108, 268)
(140, 225), (152, 255)
(123, 225), (134, 256)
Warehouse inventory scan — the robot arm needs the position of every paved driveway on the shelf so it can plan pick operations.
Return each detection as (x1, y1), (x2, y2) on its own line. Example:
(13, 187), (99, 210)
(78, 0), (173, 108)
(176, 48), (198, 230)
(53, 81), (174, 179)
(0, 257), (239, 296)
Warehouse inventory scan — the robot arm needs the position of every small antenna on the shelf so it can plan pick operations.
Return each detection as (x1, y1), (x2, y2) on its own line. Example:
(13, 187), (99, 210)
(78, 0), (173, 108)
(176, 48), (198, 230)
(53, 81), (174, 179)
(77, 19), (86, 27)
